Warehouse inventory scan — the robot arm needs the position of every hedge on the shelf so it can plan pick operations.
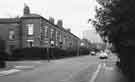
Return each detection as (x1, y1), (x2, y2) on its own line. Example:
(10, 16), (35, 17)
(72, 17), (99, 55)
(11, 47), (90, 60)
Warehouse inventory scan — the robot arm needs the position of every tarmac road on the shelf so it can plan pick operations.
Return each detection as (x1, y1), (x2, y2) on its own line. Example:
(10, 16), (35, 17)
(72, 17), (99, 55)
(0, 55), (129, 82)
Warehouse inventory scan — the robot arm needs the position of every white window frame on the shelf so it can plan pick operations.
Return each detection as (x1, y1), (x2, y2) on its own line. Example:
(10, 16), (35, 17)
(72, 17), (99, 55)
(9, 30), (15, 40)
(27, 24), (34, 35)
(51, 28), (54, 39)
(56, 31), (58, 41)
(44, 26), (48, 38)
(59, 33), (62, 42)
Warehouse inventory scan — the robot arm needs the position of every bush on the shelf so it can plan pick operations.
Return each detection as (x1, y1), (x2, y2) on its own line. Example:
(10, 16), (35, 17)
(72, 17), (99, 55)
(79, 48), (90, 55)
(0, 51), (7, 68)
(12, 47), (48, 60)
(49, 48), (78, 59)
(117, 46), (135, 80)
(0, 51), (10, 60)
(0, 61), (5, 68)
(11, 47), (87, 60)
(51, 48), (68, 59)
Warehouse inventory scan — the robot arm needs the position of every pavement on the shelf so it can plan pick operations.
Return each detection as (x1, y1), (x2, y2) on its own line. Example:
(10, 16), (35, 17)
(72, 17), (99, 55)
(0, 60), (43, 76)
(95, 61), (128, 82)
(0, 55), (129, 82)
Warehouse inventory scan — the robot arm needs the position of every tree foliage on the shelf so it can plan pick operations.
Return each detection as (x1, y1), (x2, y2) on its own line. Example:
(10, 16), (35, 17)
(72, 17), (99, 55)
(90, 0), (135, 44)
(91, 1), (135, 80)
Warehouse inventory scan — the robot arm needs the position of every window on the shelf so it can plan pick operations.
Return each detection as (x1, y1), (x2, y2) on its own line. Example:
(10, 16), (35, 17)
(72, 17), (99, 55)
(9, 30), (15, 40)
(59, 33), (62, 42)
(63, 36), (66, 44)
(56, 31), (58, 41)
(40, 26), (43, 41)
(57, 31), (60, 42)
(50, 28), (54, 39)
(44, 26), (48, 38)
(27, 40), (34, 47)
(27, 24), (34, 35)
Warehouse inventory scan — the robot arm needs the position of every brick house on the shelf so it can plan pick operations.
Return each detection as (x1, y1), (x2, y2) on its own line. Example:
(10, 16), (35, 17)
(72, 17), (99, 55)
(0, 5), (80, 54)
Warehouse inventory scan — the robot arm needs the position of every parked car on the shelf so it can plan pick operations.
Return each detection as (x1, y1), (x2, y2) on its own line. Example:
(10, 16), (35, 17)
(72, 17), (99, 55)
(98, 51), (108, 59)
(90, 51), (96, 56)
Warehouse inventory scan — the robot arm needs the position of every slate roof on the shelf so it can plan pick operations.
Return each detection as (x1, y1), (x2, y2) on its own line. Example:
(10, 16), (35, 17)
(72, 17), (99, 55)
(21, 13), (42, 18)
(0, 18), (20, 23)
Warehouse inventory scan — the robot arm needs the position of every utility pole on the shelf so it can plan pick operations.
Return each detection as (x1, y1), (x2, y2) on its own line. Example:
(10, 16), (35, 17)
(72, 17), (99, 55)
(47, 46), (50, 62)
(50, 40), (55, 59)
(77, 41), (80, 56)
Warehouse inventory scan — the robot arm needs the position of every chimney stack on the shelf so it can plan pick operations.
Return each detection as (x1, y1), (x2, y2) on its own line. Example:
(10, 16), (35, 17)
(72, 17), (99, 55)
(49, 17), (55, 24)
(66, 28), (71, 32)
(57, 20), (63, 27)
(24, 3), (30, 15)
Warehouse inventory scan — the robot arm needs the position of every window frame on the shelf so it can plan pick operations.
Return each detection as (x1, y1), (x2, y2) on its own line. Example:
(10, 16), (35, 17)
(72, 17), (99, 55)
(9, 30), (15, 40)
(27, 24), (34, 35)
(44, 26), (48, 38)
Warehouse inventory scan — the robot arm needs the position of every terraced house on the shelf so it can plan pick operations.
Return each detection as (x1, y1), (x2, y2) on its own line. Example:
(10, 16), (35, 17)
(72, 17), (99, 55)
(0, 5), (81, 54)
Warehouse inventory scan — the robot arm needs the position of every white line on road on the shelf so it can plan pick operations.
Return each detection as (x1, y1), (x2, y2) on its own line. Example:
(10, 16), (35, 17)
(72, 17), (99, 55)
(102, 63), (106, 68)
(0, 69), (21, 76)
(104, 66), (114, 71)
(14, 65), (34, 69)
(103, 63), (114, 71)
(90, 63), (102, 82)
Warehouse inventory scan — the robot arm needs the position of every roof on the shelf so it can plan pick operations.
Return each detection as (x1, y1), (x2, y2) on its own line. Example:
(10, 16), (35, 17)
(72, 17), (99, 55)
(21, 13), (42, 18)
(39, 17), (80, 39)
(0, 18), (20, 23)
(21, 13), (80, 40)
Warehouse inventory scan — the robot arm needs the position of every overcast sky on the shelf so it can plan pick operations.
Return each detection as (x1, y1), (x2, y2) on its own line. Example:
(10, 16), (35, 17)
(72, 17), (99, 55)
(0, 0), (102, 43)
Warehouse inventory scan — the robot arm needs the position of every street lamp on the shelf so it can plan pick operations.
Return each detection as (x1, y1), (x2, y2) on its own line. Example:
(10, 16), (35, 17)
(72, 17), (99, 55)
(80, 42), (84, 47)
(51, 40), (54, 46)
(77, 42), (80, 56)
(50, 40), (54, 59)
(46, 43), (49, 62)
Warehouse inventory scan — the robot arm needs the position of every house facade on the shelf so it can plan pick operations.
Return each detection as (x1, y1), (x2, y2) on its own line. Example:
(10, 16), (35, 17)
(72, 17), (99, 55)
(0, 5), (81, 54)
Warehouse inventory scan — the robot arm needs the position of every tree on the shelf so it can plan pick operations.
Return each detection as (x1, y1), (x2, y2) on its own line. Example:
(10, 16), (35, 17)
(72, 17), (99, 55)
(0, 37), (6, 68)
(90, 0), (135, 43)
(90, 0), (116, 42)
(90, 0), (135, 81)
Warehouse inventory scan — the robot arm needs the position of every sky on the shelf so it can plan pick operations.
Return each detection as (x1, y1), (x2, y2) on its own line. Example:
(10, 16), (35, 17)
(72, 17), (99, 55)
(0, 0), (102, 43)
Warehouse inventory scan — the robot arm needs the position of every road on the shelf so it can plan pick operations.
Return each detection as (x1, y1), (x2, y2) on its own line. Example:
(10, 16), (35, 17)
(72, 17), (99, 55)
(0, 55), (129, 82)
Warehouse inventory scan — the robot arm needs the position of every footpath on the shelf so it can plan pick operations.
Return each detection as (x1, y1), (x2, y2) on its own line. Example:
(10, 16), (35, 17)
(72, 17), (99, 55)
(94, 54), (129, 82)
(0, 61), (43, 76)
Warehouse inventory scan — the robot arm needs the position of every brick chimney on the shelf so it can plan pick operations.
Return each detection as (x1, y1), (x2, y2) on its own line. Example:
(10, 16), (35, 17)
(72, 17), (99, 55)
(49, 17), (55, 24)
(24, 3), (30, 15)
(57, 20), (63, 27)
(66, 28), (71, 32)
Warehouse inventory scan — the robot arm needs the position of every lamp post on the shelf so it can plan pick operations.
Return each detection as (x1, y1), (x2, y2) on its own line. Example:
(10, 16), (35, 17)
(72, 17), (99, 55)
(80, 42), (84, 47)
(50, 40), (54, 59)
(77, 42), (80, 56)
(47, 45), (49, 62)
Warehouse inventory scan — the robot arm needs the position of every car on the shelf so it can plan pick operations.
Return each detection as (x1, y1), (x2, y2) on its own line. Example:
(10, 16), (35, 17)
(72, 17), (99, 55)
(90, 51), (96, 56)
(98, 52), (108, 59)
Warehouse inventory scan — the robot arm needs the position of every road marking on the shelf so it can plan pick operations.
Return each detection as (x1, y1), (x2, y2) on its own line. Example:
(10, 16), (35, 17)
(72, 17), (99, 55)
(60, 73), (74, 82)
(90, 63), (102, 82)
(102, 63), (106, 67)
(0, 69), (21, 76)
(103, 63), (114, 71)
(104, 66), (114, 71)
(14, 65), (34, 69)
(60, 63), (98, 82)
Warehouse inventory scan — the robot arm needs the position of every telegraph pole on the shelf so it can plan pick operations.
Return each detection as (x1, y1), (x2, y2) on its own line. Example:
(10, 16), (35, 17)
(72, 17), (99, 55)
(47, 46), (50, 62)
(50, 40), (55, 59)
(77, 41), (80, 56)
